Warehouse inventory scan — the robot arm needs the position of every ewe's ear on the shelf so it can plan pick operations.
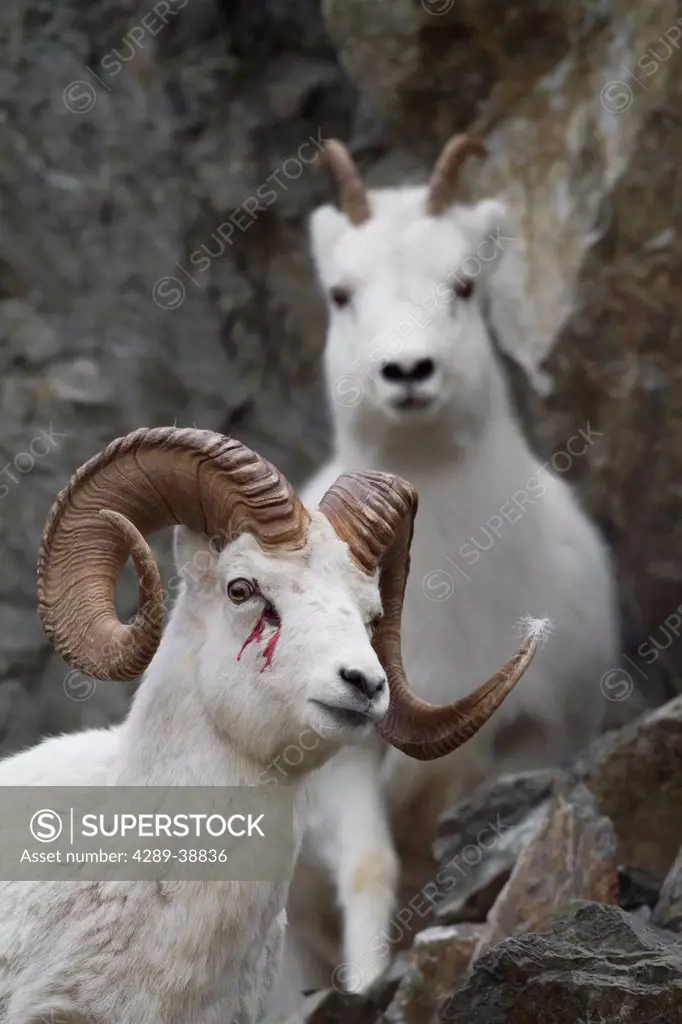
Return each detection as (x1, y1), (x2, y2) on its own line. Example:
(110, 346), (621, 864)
(172, 526), (219, 590)
(455, 198), (514, 275)
(309, 204), (347, 280)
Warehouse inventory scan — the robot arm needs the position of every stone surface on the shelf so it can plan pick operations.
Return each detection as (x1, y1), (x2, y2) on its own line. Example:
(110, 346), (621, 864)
(432, 768), (560, 923)
(441, 901), (682, 1024)
(652, 845), (682, 933)
(384, 924), (484, 1024)
(585, 696), (682, 877)
(474, 782), (619, 958)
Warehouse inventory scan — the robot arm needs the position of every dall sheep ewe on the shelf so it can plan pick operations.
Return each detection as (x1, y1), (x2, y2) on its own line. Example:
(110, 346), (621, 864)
(0, 427), (543, 1024)
(269, 137), (620, 1011)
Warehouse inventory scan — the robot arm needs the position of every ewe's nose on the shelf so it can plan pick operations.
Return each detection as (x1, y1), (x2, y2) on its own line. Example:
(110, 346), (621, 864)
(338, 667), (386, 701)
(380, 358), (435, 384)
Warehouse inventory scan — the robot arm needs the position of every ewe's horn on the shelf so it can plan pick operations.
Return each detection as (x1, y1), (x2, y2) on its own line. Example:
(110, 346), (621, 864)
(318, 139), (371, 226)
(37, 428), (308, 682)
(319, 472), (542, 761)
(426, 134), (488, 216)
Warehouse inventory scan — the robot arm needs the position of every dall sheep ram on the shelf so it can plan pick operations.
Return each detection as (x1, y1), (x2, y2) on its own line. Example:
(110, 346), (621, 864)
(269, 137), (620, 1012)
(0, 427), (543, 1024)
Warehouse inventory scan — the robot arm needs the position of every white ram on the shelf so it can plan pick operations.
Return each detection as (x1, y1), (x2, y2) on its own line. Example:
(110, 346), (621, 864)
(0, 426), (541, 1024)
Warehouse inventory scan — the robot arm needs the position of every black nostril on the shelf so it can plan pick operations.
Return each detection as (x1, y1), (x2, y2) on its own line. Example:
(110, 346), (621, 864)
(411, 358), (435, 382)
(380, 359), (435, 383)
(339, 667), (385, 700)
(381, 361), (405, 382)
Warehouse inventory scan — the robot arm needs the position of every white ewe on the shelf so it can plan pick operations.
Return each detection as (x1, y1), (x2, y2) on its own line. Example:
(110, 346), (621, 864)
(268, 137), (620, 1011)
(0, 426), (541, 1024)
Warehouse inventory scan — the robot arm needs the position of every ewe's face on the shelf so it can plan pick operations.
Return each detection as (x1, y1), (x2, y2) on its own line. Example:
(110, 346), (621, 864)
(310, 190), (510, 429)
(173, 515), (388, 763)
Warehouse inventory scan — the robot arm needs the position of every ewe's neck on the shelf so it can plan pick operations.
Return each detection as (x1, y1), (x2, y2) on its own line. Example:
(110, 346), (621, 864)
(114, 632), (276, 788)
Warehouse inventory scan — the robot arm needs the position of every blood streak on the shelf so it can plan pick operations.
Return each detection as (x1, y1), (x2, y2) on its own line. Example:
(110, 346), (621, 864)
(237, 619), (265, 662)
(260, 626), (281, 673)
(236, 608), (282, 671)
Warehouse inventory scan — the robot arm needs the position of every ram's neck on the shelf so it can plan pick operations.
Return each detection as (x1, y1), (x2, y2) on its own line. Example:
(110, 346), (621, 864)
(113, 632), (276, 789)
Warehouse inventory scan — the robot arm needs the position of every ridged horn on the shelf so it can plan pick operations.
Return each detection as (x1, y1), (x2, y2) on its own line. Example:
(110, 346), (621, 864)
(319, 472), (542, 761)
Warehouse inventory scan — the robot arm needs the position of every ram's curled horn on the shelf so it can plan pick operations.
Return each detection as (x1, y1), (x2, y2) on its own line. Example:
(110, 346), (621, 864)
(37, 428), (309, 683)
(426, 134), (488, 217)
(317, 139), (371, 226)
(319, 472), (543, 761)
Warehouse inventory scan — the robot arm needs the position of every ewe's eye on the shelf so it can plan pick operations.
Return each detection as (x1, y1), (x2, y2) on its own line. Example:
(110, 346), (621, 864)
(227, 578), (256, 604)
(330, 286), (351, 309)
(453, 279), (474, 300)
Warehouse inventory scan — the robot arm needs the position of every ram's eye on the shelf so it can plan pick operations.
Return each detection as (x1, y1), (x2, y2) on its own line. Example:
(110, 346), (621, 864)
(227, 578), (256, 604)
(453, 279), (474, 300)
(330, 286), (351, 309)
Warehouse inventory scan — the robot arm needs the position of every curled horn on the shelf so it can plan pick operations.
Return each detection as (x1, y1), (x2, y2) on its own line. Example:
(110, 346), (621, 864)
(37, 428), (309, 682)
(318, 139), (371, 226)
(426, 134), (488, 216)
(319, 472), (542, 761)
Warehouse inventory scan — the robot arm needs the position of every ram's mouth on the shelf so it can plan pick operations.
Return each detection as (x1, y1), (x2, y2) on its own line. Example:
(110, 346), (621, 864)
(309, 700), (378, 728)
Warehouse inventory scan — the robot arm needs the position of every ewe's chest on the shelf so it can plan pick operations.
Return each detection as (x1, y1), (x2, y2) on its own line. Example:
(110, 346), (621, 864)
(395, 459), (561, 706)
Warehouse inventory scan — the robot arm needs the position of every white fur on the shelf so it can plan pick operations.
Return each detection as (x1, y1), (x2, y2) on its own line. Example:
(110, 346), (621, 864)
(267, 180), (620, 1016)
(0, 513), (394, 1024)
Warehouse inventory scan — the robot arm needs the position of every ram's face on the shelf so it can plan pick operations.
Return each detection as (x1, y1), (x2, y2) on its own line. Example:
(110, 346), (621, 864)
(309, 189), (511, 431)
(173, 514), (389, 764)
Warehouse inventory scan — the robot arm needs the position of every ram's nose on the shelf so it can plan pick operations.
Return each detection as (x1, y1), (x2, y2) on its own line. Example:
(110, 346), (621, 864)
(338, 666), (386, 701)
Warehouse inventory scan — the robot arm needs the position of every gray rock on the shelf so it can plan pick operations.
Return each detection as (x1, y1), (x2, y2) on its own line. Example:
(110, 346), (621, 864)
(473, 783), (619, 961)
(585, 696), (682, 878)
(441, 901), (682, 1024)
(432, 768), (563, 923)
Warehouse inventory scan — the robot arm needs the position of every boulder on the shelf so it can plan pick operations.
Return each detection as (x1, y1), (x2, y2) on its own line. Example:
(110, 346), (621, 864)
(432, 768), (563, 923)
(441, 901), (682, 1023)
(473, 782), (619, 958)
(585, 696), (682, 877)
(384, 924), (484, 1024)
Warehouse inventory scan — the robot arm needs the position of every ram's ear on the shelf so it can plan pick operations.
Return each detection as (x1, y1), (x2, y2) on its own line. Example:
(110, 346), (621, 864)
(309, 204), (347, 280)
(172, 526), (220, 591)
